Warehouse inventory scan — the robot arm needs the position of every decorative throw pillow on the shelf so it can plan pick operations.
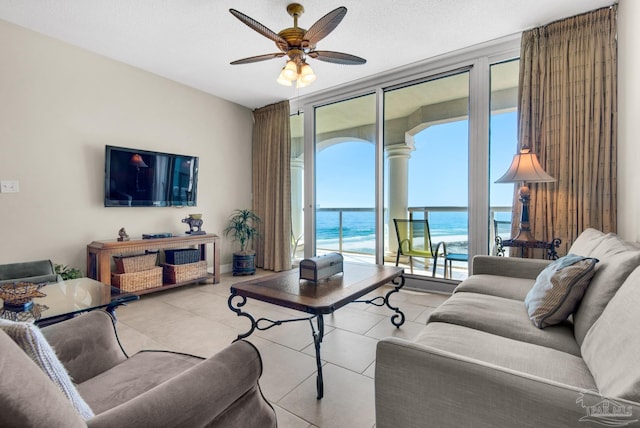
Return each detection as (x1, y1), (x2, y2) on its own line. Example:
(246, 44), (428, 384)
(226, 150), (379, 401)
(0, 319), (94, 420)
(524, 254), (599, 328)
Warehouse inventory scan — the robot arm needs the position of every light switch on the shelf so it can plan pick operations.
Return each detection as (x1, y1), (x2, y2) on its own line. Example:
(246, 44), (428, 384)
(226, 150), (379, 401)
(0, 180), (19, 193)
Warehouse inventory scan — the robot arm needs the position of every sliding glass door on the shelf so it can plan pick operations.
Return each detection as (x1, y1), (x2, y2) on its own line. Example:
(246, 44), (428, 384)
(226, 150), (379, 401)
(383, 71), (470, 278)
(294, 37), (521, 284)
(489, 59), (520, 254)
(313, 94), (377, 260)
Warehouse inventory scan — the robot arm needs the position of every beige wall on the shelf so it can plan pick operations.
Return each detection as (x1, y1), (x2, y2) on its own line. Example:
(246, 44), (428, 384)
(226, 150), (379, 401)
(617, 0), (640, 242)
(0, 20), (254, 273)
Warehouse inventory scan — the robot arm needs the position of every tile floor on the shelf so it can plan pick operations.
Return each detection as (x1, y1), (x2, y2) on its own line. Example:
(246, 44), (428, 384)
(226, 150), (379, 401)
(114, 270), (451, 428)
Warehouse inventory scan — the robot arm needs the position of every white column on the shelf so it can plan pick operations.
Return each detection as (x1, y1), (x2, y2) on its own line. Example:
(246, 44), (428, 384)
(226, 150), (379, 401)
(385, 140), (414, 253)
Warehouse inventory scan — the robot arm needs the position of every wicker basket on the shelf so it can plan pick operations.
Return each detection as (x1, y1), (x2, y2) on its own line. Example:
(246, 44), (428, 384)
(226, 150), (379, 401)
(163, 261), (208, 284)
(112, 266), (163, 292)
(164, 249), (200, 265)
(114, 252), (158, 274)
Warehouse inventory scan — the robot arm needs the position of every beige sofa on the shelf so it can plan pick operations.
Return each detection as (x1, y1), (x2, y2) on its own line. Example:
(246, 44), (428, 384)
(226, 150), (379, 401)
(376, 228), (640, 427)
(0, 310), (277, 427)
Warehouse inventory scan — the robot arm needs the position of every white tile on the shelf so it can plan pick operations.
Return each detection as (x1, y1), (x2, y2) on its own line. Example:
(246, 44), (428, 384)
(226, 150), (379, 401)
(302, 328), (378, 374)
(273, 405), (313, 428)
(323, 307), (386, 335)
(278, 363), (376, 428)
(256, 341), (319, 402)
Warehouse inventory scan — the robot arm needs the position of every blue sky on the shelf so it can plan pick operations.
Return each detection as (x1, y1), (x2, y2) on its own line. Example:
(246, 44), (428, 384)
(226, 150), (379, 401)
(316, 111), (518, 209)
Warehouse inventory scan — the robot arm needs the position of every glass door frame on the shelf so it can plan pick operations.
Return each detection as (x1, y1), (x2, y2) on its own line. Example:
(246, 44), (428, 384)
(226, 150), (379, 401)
(297, 35), (521, 286)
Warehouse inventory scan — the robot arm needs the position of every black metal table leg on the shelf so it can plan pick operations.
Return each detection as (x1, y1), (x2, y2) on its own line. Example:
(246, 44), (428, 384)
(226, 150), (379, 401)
(228, 292), (257, 342)
(310, 314), (325, 399)
(384, 275), (406, 327)
(352, 274), (406, 328)
(229, 292), (327, 399)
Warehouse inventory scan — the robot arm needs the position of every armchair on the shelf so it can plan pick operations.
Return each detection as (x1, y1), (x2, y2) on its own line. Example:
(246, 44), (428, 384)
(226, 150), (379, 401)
(0, 310), (277, 427)
(0, 259), (61, 285)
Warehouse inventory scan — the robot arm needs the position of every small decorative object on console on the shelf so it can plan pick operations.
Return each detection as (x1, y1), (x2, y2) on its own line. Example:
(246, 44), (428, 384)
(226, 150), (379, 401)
(182, 214), (205, 235)
(117, 227), (130, 242)
(0, 282), (47, 311)
(142, 233), (173, 239)
(300, 252), (344, 282)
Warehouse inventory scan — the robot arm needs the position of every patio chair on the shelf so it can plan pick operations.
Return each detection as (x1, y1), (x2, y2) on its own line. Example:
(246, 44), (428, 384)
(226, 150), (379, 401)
(433, 241), (468, 279)
(393, 219), (440, 275)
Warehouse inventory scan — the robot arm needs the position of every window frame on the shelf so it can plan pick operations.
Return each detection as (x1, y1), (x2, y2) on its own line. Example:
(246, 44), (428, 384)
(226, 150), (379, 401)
(294, 34), (521, 290)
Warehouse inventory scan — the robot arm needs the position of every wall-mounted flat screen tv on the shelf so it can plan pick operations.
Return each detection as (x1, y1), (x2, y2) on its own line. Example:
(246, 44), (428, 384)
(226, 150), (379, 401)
(104, 145), (199, 207)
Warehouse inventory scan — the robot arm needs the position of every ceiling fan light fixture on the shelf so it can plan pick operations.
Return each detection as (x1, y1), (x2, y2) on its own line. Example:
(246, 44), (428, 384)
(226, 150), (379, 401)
(230, 5), (365, 89)
(276, 68), (292, 86)
(299, 63), (316, 84)
(277, 69), (293, 86)
(282, 60), (298, 81)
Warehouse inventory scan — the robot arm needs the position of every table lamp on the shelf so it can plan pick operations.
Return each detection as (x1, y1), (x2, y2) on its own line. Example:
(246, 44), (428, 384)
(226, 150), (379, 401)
(495, 146), (555, 242)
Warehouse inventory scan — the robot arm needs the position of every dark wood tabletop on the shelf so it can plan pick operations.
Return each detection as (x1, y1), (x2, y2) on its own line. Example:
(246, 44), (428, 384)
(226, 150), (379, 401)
(230, 262), (404, 314)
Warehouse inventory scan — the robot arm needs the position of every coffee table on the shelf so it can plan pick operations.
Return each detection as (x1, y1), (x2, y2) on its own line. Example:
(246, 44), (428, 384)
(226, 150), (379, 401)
(228, 262), (405, 399)
(0, 277), (139, 326)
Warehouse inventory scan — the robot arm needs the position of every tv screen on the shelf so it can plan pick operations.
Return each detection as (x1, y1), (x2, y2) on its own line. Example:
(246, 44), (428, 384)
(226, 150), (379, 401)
(105, 145), (198, 207)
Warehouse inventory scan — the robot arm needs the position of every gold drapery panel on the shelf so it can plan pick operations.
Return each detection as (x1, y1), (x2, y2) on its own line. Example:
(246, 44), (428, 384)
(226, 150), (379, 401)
(517, 5), (617, 254)
(252, 100), (292, 272)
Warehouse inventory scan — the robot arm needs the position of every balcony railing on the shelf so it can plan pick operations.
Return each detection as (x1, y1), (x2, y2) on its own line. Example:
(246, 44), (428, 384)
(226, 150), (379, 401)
(312, 206), (512, 257)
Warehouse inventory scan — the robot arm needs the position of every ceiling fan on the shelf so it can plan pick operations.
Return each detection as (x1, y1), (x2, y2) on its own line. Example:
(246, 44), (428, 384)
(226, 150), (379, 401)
(229, 3), (366, 87)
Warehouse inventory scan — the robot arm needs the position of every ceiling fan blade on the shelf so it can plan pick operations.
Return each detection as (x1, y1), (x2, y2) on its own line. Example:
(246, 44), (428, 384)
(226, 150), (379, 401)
(229, 9), (288, 48)
(304, 6), (347, 45)
(230, 53), (286, 65)
(309, 50), (367, 65)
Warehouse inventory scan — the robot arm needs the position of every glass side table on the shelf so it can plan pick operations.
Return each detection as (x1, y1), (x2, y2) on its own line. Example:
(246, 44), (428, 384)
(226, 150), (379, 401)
(0, 277), (139, 326)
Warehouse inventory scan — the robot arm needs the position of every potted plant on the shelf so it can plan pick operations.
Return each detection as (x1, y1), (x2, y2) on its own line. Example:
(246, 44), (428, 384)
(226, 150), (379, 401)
(224, 209), (261, 276)
(54, 264), (83, 280)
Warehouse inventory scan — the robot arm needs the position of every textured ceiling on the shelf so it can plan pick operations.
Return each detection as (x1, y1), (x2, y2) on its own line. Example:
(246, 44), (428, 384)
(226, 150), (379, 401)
(0, 0), (614, 110)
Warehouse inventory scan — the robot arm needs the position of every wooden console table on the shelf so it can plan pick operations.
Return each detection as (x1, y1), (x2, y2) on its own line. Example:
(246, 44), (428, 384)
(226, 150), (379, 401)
(87, 234), (220, 294)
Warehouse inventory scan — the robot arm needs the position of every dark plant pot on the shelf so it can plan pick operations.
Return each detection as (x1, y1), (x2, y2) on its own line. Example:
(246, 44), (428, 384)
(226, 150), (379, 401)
(233, 252), (256, 276)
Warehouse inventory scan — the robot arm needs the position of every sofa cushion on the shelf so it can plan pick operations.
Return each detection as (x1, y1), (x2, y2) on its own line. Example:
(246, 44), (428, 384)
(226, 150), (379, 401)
(471, 255), (551, 280)
(427, 292), (581, 356)
(78, 350), (202, 414)
(524, 255), (598, 328)
(454, 274), (534, 301)
(572, 234), (640, 346)
(415, 322), (597, 390)
(0, 319), (94, 420)
(567, 228), (608, 256)
(581, 266), (640, 401)
(0, 260), (55, 281)
(0, 273), (59, 285)
(42, 310), (128, 384)
(0, 331), (86, 428)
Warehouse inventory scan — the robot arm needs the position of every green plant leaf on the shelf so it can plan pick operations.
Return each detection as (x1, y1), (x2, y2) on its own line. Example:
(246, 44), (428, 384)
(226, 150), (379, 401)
(54, 264), (83, 280)
(224, 209), (261, 253)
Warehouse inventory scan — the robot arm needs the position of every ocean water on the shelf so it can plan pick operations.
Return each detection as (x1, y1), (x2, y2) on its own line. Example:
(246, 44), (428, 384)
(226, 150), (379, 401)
(316, 210), (511, 255)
